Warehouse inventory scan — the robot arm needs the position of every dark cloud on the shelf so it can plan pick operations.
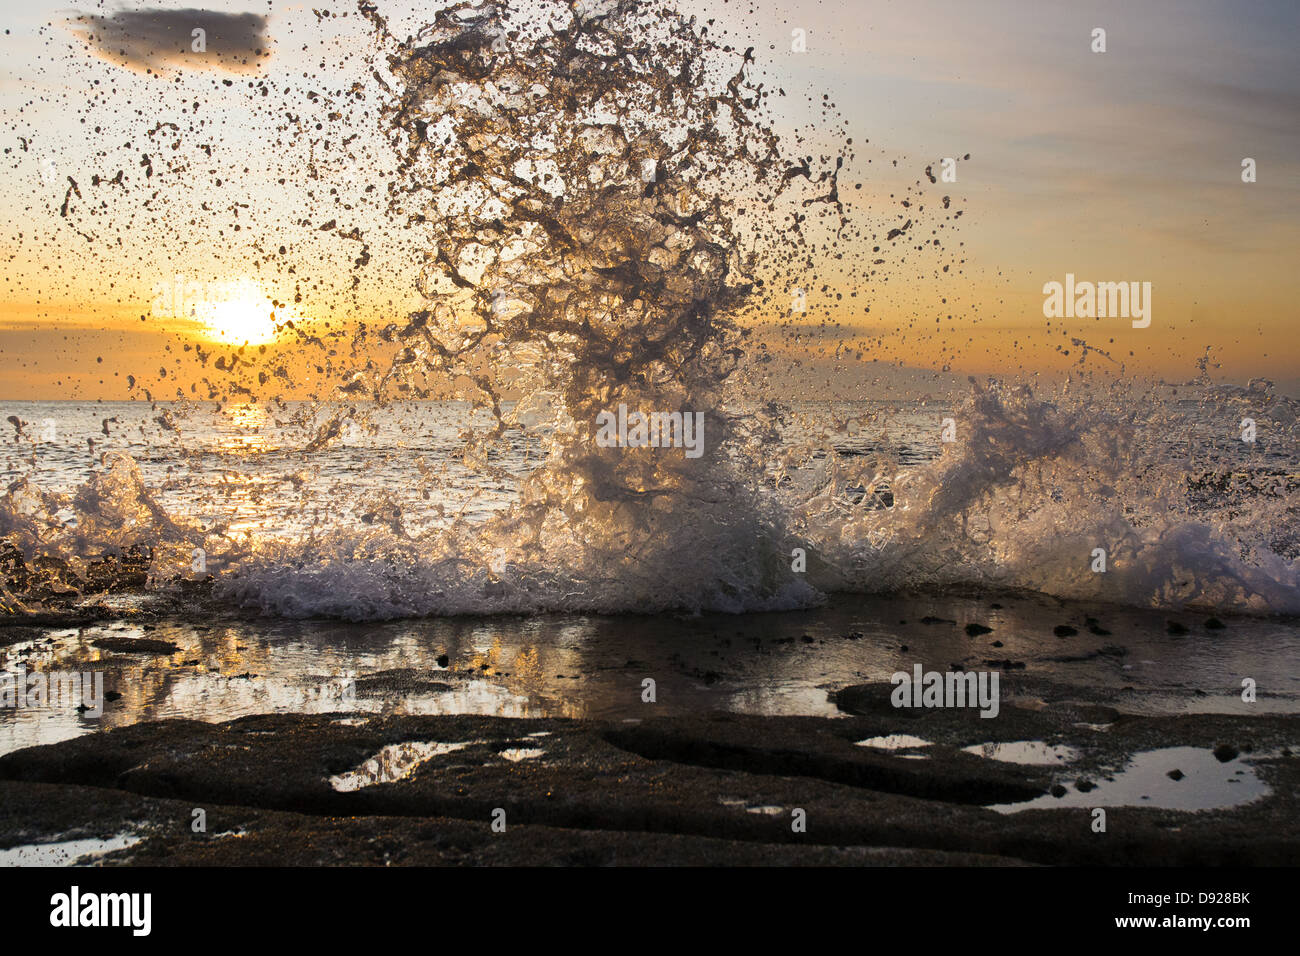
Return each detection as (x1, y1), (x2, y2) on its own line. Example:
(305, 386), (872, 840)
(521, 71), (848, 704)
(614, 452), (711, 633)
(65, 8), (269, 76)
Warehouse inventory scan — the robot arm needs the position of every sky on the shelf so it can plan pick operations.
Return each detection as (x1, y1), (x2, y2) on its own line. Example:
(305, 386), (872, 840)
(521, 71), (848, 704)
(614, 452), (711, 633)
(1, 0), (1297, 399)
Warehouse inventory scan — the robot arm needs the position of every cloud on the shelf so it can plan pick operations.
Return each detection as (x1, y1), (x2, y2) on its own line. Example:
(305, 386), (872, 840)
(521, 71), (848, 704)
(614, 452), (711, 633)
(65, 8), (269, 76)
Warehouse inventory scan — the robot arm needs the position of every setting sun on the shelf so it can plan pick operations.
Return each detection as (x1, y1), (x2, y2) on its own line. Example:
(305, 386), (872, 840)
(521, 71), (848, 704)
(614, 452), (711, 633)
(147, 275), (290, 346)
(195, 283), (284, 345)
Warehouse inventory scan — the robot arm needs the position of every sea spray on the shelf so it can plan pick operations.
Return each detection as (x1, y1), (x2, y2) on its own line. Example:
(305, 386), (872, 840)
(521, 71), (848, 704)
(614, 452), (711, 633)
(2, 1), (1296, 618)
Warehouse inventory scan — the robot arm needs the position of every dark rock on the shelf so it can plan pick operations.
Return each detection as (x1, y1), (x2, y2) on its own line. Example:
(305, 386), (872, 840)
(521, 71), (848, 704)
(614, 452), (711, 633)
(91, 637), (180, 654)
(1053, 625), (1077, 637)
(1046, 644), (1127, 664)
(964, 623), (993, 636)
(1213, 744), (1239, 763)
(1, 705), (1297, 867)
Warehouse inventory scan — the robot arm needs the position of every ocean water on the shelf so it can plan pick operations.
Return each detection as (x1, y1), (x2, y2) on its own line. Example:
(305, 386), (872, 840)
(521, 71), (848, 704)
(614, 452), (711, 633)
(1, 387), (1297, 620)
(0, 1), (1296, 773)
(2, 1), (1296, 621)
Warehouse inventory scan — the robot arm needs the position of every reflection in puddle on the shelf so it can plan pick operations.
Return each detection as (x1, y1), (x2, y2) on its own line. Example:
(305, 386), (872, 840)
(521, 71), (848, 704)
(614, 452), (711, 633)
(0, 832), (140, 867)
(855, 734), (932, 750)
(498, 747), (544, 762)
(963, 741), (1080, 765)
(329, 740), (479, 792)
(991, 747), (1272, 813)
(5, 595), (1296, 763)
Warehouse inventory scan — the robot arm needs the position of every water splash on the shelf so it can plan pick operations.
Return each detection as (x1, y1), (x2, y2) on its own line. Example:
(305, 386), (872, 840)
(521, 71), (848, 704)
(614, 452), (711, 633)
(2, 1), (1297, 620)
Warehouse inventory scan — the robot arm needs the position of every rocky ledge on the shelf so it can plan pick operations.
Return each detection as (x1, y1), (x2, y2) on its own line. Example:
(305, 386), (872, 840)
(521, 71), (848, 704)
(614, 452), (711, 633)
(0, 684), (1296, 866)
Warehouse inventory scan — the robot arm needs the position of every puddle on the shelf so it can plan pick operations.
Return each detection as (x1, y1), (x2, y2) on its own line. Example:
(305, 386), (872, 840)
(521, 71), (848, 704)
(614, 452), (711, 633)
(0, 833), (140, 867)
(855, 734), (932, 750)
(991, 746), (1272, 813)
(963, 741), (1081, 765)
(498, 747), (545, 762)
(329, 740), (480, 792)
(719, 798), (787, 815)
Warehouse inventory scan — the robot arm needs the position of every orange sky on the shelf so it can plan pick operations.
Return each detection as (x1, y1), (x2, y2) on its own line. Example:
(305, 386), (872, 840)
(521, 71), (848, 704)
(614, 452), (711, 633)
(2, 0), (1297, 400)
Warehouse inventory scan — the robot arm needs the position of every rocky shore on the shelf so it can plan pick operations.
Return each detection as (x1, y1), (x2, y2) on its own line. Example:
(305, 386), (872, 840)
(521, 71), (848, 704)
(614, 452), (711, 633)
(1, 680), (1296, 866)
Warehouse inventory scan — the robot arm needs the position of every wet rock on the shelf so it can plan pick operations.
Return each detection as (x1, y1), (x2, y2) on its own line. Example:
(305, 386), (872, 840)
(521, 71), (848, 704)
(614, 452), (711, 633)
(1047, 645), (1128, 664)
(91, 636), (180, 654)
(352, 670), (454, 697)
(2, 706), (1297, 866)
(1213, 744), (1239, 763)
(82, 546), (153, 593)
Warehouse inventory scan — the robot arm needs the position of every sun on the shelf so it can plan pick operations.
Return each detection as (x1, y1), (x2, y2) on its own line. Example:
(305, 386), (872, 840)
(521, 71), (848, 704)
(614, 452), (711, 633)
(193, 281), (287, 345)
